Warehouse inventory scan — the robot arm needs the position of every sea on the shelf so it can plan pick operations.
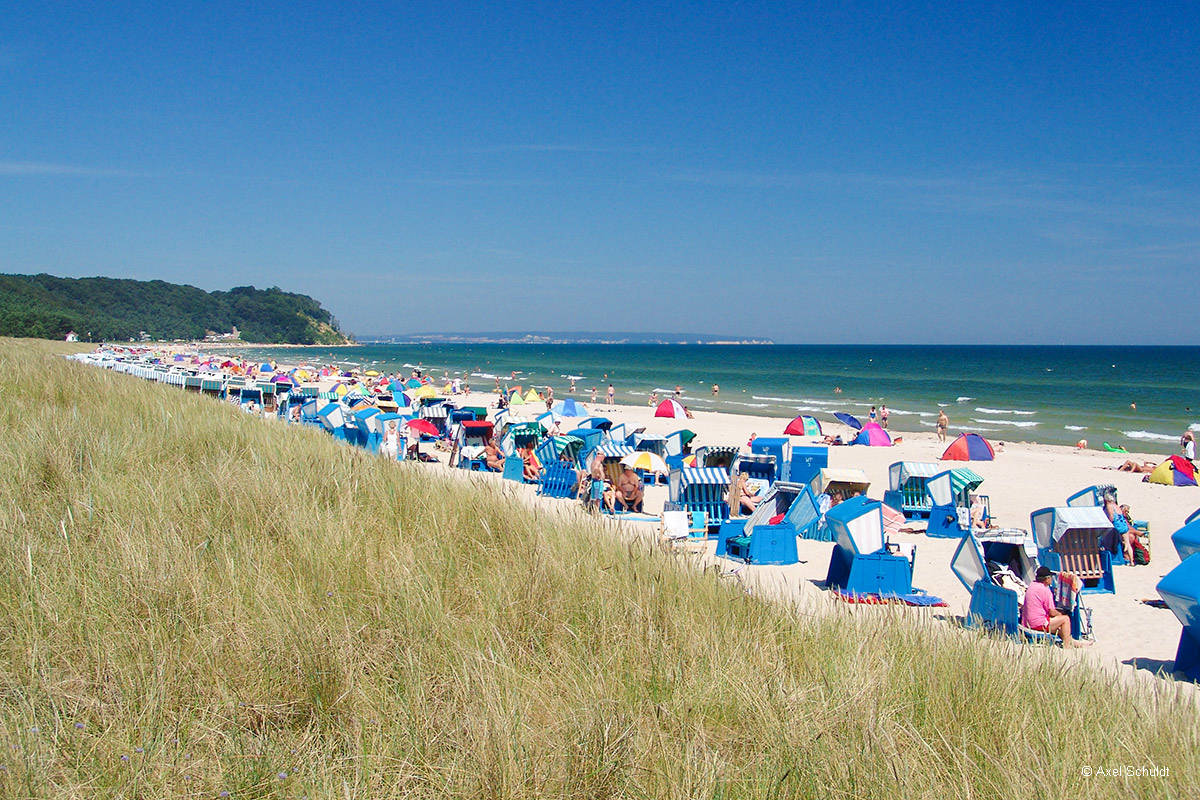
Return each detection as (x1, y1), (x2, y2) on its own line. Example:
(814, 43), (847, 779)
(229, 344), (1200, 455)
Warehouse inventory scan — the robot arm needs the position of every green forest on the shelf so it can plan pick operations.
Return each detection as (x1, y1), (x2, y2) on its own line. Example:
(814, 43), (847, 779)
(0, 273), (351, 344)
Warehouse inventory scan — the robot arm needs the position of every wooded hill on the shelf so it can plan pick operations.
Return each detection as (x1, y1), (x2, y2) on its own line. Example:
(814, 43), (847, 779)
(0, 273), (350, 344)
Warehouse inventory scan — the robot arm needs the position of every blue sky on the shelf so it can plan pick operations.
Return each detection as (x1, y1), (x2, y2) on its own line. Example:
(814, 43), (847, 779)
(2, 2), (1198, 343)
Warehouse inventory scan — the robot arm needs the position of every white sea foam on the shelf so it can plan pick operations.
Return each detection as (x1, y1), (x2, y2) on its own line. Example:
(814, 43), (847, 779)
(471, 372), (498, 380)
(975, 407), (1036, 415)
(1190, 423), (1200, 432)
(956, 396), (974, 402)
(971, 418), (1039, 428)
(958, 425), (999, 432)
(726, 401), (769, 408)
(1064, 425), (1088, 431)
(752, 394), (815, 404)
(793, 405), (834, 413)
(1121, 430), (1178, 442)
(885, 408), (936, 417)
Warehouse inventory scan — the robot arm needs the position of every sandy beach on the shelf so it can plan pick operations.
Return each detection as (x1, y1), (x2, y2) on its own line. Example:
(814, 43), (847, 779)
(456, 388), (1195, 685)
(103, 344), (1200, 687)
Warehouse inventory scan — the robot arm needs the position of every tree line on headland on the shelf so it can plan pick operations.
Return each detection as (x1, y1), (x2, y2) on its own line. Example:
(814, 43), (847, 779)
(0, 273), (350, 344)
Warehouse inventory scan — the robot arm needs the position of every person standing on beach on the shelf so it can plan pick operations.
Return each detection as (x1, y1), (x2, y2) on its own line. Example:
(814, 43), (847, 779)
(607, 384), (615, 406)
(936, 409), (949, 442)
(880, 404), (889, 429)
(590, 386), (597, 403)
(869, 406), (877, 424)
(1183, 431), (1196, 460)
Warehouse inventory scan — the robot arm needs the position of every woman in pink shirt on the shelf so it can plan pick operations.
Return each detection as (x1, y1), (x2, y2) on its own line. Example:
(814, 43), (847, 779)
(1021, 566), (1086, 647)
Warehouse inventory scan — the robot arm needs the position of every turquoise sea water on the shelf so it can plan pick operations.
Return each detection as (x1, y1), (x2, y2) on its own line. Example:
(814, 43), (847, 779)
(233, 344), (1200, 454)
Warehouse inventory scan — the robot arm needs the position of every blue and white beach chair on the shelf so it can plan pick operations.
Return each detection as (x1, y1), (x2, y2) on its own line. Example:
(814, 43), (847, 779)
(1030, 506), (1115, 595)
(925, 468), (987, 538)
(823, 497), (915, 598)
(716, 481), (820, 564)
(668, 466), (730, 527)
(883, 461), (939, 519)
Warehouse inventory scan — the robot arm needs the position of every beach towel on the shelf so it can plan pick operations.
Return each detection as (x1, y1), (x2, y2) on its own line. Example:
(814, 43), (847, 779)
(833, 590), (947, 607)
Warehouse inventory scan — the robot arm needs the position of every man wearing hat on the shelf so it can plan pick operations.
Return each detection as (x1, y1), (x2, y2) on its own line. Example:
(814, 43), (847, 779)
(1021, 566), (1088, 647)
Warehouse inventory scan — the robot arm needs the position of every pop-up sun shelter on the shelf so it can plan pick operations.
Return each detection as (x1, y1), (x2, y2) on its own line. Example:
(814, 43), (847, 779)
(884, 461), (940, 519)
(823, 496), (915, 598)
(925, 468), (987, 538)
(852, 422), (892, 447)
(716, 482), (821, 565)
(654, 398), (688, 418)
(784, 415), (822, 437)
(941, 432), (995, 461)
(1148, 455), (1198, 487)
(1031, 506), (1115, 595)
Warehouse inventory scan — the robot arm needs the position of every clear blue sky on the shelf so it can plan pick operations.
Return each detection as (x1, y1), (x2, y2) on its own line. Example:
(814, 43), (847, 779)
(3, 2), (1198, 343)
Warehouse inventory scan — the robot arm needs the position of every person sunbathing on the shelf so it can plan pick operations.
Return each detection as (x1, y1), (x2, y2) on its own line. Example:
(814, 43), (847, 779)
(518, 446), (541, 481)
(484, 438), (504, 471)
(1115, 459), (1156, 473)
(616, 468), (644, 512)
(731, 473), (761, 514)
(822, 434), (845, 446)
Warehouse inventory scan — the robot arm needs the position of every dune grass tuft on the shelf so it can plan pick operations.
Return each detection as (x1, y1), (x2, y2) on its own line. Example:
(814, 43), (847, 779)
(0, 337), (1196, 798)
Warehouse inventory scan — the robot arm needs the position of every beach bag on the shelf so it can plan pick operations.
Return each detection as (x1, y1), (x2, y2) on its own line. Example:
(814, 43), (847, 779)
(1132, 539), (1150, 565)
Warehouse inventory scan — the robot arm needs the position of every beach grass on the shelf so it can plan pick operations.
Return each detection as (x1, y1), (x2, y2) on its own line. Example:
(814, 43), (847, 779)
(0, 336), (1196, 798)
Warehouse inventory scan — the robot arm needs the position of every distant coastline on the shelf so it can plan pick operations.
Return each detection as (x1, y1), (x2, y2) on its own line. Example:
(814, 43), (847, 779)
(361, 332), (774, 345)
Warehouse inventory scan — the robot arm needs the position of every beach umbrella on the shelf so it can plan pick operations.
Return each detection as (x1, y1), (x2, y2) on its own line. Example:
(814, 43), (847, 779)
(332, 383), (349, 397)
(259, 362), (272, 372)
(524, 388), (542, 403)
(620, 451), (669, 473)
(784, 415), (822, 436)
(834, 412), (862, 430)
(410, 385), (437, 400)
(365, 370), (380, 377)
(682, 454), (697, 468)
(405, 378), (423, 389)
(270, 374), (291, 383)
(507, 390), (526, 405)
(654, 398), (687, 418)
(404, 418), (440, 437)
(551, 398), (588, 417)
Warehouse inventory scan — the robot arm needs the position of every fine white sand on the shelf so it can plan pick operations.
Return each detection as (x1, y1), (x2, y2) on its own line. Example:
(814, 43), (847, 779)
(471, 390), (1194, 685)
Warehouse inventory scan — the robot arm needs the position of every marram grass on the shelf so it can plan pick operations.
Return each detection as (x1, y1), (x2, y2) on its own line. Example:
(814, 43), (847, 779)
(0, 337), (1196, 798)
